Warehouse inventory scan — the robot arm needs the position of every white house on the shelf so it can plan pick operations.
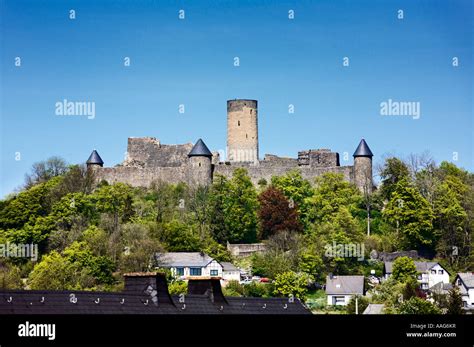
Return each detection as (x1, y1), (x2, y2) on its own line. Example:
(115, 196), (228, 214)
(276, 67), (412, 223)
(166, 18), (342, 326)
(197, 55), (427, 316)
(384, 261), (450, 290)
(155, 252), (241, 284)
(325, 275), (364, 306)
(454, 273), (474, 308)
(221, 262), (241, 282)
(156, 252), (223, 279)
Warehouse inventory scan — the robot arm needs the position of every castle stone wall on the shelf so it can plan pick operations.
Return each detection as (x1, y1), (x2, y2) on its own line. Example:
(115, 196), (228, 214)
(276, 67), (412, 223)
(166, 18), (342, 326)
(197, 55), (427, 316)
(96, 166), (188, 187)
(214, 162), (354, 185)
(125, 137), (193, 168)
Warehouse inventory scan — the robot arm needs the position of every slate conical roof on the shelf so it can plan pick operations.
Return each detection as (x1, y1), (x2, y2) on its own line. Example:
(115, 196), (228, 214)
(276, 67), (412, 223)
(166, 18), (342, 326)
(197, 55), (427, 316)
(86, 149), (104, 165)
(353, 139), (373, 157)
(188, 139), (212, 158)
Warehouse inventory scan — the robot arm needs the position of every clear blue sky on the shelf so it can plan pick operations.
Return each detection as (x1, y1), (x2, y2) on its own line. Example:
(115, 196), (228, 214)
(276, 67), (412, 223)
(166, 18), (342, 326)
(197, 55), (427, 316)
(1, 0), (472, 197)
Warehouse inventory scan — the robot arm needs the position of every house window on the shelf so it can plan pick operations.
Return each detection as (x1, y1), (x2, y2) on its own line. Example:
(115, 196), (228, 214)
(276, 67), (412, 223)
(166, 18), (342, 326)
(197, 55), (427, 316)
(421, 283), (428, 289)
(334, 296), (345, 305)
(176, 267), (184, 276)
(438, 270), (444, 274)
(417, 275), (422, 280)
(190, 268), (202, 276)
(210, 270), (218, 276)
(431, 270), (436, 274)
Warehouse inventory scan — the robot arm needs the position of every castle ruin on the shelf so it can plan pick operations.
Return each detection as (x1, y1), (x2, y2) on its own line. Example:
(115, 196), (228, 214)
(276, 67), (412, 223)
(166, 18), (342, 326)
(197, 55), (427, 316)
(86, 99), (374, 192)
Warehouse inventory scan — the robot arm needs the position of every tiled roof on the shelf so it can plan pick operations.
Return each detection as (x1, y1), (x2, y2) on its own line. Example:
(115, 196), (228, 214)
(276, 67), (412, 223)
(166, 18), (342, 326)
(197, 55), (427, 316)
(0, 274), (311, 315)
(325, 275), (364, 295)
(86, 150), (104, 165)
(353, 139), (373, 157)
(457, 273), (474, 288)
(188, 139), (212, 158)
(156, 252), (216, 268)
(221, 262), (239, 272)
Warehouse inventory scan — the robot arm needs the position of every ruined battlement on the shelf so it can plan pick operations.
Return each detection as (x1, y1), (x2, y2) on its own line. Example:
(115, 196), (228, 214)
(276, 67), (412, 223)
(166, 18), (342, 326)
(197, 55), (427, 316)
(87, 99), (374, 191)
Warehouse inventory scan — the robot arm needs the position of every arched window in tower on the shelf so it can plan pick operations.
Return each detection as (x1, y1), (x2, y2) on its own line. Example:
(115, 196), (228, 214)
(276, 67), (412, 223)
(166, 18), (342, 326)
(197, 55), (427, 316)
(238, 120), (240, 126)
(246, 134), (248, 139)
(199, 163), (201, 167)
(250, 109), (252, 114)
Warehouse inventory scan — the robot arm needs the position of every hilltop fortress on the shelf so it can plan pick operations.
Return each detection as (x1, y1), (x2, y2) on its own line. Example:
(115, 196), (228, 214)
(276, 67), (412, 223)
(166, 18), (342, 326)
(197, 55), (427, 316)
(86, 99), (374, 191)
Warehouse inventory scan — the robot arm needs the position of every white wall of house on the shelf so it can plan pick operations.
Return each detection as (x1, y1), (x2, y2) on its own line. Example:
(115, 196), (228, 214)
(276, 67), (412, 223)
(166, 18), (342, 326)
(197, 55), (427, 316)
(202, 260), (223, 277)
(427, 264), (450, 288)
(387, 263), (449, 289)
(327, 294), (352, 306)
(170, 260), (223, 278)
(222, 270), (240, 282)
(465, 288), (474, 306)
(455, 278), (474, 307)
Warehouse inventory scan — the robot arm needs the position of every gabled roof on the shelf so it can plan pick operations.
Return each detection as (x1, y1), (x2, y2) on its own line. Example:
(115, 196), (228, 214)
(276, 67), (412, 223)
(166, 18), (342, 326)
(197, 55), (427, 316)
(221, 262), (239, 272)
(86, 149), (104, 165)
(325, 275), (364, 295)
(384, 261), (442, 274)
(456, 273), (474, 288)
(156, 252), (216, 268)
(188, 139), (212, 158)
(353, 139), (373, 157)
(429, 282), (453, 293)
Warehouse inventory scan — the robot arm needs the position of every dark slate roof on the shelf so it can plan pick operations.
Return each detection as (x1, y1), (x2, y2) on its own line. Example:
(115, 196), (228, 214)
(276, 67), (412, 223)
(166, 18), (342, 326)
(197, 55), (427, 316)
(353, 139), (373, 157)
(156, 252), (215, 267)
(0, 274), (311, 315)
(188, 139), (212, 158)
(456, 273), (474, 288)
(86, 150), (104, 165)
(325, 275), (364, 295)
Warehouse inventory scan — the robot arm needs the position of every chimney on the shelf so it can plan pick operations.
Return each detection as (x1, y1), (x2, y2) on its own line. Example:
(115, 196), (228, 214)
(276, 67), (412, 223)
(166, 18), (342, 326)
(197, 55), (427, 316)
(123, 272), (175, 306)
(187, 277), (227, 305)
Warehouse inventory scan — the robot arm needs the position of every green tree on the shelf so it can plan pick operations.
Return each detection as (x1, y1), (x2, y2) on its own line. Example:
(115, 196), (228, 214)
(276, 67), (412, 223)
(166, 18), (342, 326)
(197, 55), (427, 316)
(446, 286), (464, 314)
(346, 295), (369, 314)
(226, 169), (258, 243)
(306, 173), (362, 224)
(398, 297), (441, 314)
(271, 170), (313, 226)
(273, 271), (309, 300)
(391, 257), (417, 282)
(383, 180), (435, 249)
(0, 264), (23, 289)
(28, 251), (95, 290)
(379, 157), (410, 201)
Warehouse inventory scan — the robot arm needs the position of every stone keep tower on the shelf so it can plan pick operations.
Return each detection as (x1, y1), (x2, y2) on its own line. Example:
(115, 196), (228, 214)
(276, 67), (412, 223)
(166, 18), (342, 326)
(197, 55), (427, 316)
(353, 139), (373, 193)
(227, 99), (259, 163)
(187, 138), (213, 186)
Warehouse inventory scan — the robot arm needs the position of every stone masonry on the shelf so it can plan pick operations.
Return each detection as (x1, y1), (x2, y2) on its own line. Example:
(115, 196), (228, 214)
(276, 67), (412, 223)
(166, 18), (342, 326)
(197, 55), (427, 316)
(86, 99), (374, 191)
